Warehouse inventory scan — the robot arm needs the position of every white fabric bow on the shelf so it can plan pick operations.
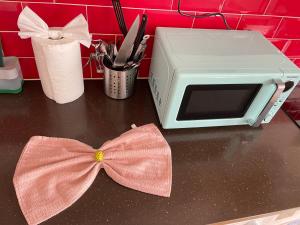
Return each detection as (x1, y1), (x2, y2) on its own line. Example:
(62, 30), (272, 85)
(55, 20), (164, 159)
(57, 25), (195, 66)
(17, 6), (91, 48)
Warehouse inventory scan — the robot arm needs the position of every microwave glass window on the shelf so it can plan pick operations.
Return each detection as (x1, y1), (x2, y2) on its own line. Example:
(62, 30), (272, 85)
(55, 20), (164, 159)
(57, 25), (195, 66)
(177, 84), (262, 120)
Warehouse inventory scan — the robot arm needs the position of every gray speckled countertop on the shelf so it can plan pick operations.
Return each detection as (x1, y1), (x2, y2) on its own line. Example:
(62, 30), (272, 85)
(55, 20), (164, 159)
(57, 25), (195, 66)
(1, 80), (300, 225)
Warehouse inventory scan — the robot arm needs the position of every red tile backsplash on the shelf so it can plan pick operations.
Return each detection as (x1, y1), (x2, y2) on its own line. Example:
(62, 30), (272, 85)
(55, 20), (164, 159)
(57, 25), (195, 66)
(82, 58), (91, 78)
(145, 10), (194, 35)
(284, 40), (300, 57)
(269, 39), (287, 50)
(294, 59), (300, 68)
(236, 15), (281, 38)
(22, 3), (86, 27)
(274, 18), (300, 39)
(1, 0), (300, 79)
(222, 0), (270, 14)
(172, 0), (224, 12)
(120, 0), (172, 10)
(0, 2), (22, 31)
(87, 6), (143, 34)
(56, 0), (106, 5)
(19, 58), (39, 79)
(1, 32), (34, 57)
(91, 60), (103, 78)
(193, 14), (240, 30)
(139, 58), (151, 77)
(144, 36), (154, 58)
(265, 0), (300, 17)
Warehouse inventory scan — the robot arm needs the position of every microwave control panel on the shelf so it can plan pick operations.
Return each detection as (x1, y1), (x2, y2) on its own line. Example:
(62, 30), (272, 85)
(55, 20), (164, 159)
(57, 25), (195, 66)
(149, 72), (162, 107)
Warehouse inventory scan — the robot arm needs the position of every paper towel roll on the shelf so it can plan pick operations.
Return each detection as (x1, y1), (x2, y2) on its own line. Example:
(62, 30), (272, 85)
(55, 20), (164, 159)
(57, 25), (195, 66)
(17, 7), (91, 104)
(31, 36), (84, 104)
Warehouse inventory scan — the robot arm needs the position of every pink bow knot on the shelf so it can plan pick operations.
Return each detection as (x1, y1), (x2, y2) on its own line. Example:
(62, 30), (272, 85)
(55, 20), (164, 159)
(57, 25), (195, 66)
(13, 124), (172, 225)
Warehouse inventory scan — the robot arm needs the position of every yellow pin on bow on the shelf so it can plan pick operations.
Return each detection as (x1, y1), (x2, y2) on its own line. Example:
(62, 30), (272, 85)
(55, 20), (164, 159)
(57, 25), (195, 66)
(95, 150), (104, 162)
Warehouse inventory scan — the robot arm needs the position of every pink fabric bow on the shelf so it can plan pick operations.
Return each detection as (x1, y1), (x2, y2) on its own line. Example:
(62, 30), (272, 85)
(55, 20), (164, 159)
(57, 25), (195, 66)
(13, 124), (172, 225)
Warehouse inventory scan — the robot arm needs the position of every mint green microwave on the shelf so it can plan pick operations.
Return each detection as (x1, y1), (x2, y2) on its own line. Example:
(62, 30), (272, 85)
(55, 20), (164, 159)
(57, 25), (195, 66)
(149, 28), (300, 129)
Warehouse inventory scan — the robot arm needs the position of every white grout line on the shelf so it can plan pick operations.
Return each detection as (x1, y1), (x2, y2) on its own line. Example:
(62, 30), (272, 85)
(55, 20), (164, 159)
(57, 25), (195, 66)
(191, 12), (196, 28)
(263, 0), (273, 15)
(95, 34), (117, 37)
(272, 17), (284, 38)
(85, 5), (88, 22)
(2, 30), (300, 41)
(0, 31), (150, 38)
(235, 15), (243, 29)
(0, 31), (18, 33)
(18, 56), (92, 59)
(170, 0), (174, 10)
(23, 79), (40, 81)
(281, 40), (292, 53)
(219, 0), (227, 12)
(5, 31), (107, 36)
(83, 77), (103, 80)
(23, 77), (148, 80)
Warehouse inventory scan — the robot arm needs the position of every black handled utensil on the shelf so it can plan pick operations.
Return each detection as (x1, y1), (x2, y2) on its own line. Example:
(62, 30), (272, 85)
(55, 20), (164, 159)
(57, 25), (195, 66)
(112, 0), (128, 37)
(128, 14), (148, 62)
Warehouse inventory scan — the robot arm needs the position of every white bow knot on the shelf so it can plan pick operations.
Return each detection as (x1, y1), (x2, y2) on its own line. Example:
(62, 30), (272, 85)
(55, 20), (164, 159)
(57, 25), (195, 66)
(17, 6), (91, 47)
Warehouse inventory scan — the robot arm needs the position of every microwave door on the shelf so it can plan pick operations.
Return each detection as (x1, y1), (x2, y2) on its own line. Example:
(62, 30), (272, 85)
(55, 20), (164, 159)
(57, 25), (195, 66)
(177, 84), (262, 121)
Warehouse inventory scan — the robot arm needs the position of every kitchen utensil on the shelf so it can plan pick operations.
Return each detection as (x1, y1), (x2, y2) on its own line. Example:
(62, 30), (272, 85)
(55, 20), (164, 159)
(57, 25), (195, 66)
(99, 40), (107, 55)
(113, 44), (118, 56)
(103, 57), (139, 99)
(113, 15), (140, 68)
(133, 35), (150, 62)
(103, 54), (113, 67)
(129, 14), (148, 61)
(107, 43), (113, 60)
(123, 63), (140, 70)
(112, 0), (127, 36)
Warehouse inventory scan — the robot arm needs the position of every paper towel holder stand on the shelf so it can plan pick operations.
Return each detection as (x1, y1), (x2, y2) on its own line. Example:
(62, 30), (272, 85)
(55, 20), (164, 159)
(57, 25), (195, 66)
(83, 39), (105, 74)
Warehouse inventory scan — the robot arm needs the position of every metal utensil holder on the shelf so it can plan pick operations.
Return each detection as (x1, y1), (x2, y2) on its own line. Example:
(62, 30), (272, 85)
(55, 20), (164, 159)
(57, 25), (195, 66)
(84, 39), (141, 99)
(103, 60), (138, 99)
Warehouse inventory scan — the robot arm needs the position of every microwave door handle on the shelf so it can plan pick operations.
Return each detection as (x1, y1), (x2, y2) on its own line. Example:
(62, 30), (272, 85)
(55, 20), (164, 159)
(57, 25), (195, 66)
(252, 80), (285, 127)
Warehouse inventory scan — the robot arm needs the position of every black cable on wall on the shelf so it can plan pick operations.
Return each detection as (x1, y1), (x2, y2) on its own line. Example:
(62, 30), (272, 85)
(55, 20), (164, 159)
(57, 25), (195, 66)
(177, 0), (231, 30)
